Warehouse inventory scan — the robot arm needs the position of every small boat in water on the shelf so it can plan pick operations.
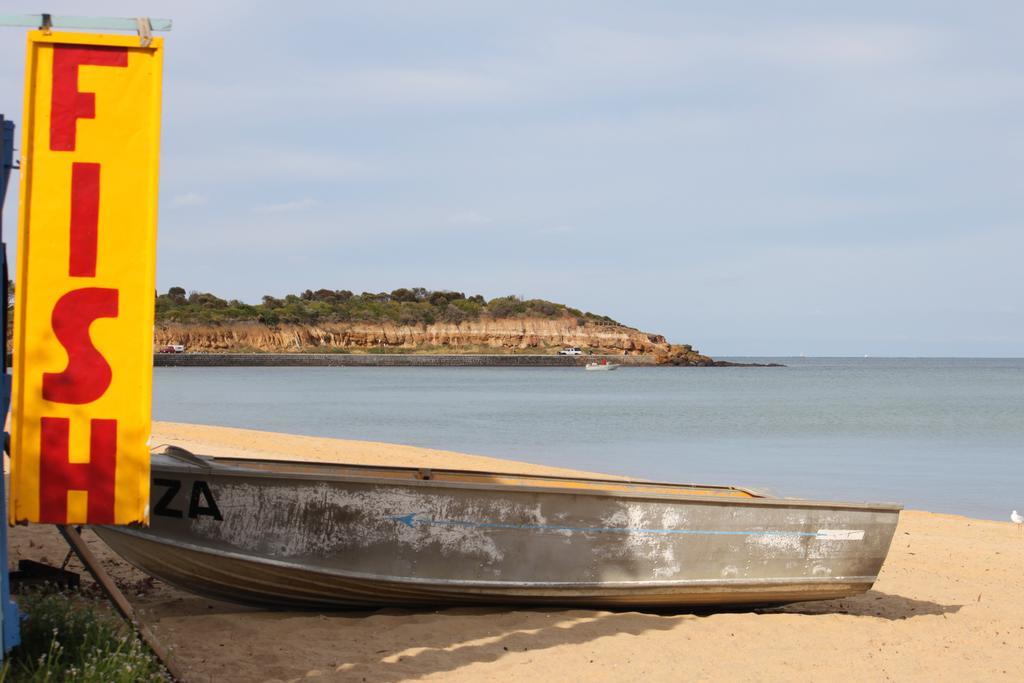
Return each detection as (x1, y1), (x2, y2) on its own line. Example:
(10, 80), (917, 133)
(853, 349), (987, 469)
(93, 448), (900, 610)
(585, 361), (620, 371)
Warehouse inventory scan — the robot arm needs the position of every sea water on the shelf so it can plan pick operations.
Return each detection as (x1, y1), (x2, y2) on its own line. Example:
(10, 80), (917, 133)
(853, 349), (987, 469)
(152, 358), (1024, 521)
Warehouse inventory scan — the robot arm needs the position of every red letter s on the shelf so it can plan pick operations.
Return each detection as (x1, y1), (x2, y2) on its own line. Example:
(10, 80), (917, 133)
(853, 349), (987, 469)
(42, 287), (119, 404)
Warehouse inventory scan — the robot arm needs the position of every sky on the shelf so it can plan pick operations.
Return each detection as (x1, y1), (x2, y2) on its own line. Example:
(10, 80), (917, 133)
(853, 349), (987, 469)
(1, 1), (1021, 356)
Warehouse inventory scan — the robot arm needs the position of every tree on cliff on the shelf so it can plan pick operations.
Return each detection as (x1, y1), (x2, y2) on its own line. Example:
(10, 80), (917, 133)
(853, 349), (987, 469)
(153, 287), (621, 328)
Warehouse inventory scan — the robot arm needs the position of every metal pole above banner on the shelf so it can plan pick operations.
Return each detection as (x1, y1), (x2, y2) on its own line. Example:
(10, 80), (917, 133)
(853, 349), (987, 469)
(0, 15), (172, 32)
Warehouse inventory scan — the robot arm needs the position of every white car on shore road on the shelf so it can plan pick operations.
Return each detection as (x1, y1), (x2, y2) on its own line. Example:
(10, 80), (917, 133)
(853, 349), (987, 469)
(557, 347), (583, 356)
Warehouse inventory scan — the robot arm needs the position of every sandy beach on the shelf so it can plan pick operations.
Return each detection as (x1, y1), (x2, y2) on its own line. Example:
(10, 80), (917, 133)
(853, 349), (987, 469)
(9, 422), (1024, 681)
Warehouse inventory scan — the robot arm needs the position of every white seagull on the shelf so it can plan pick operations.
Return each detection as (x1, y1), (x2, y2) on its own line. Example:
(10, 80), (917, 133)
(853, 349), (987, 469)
(1012, 510), (1023, 534)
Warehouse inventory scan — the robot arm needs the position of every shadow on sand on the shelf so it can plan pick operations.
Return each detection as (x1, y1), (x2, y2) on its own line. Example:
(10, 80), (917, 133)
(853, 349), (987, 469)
(306, 606), (682, 682)
(155, 588), (963, 681)
(754, 589), (962, 620)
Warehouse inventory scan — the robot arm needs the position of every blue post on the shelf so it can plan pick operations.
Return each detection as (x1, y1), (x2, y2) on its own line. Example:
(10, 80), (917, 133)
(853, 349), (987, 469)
(0, 113), (22, 658)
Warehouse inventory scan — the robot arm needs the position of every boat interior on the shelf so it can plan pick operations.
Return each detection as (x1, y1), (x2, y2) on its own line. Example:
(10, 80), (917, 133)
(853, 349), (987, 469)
(159, 446), (761, 500)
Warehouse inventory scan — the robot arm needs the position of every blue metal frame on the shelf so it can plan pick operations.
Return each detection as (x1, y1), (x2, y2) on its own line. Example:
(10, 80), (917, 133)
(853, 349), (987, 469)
(1, 113), (22, 658)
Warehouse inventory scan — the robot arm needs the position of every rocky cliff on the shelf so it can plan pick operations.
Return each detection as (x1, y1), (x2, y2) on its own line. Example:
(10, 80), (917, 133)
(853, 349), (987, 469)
(155, 317), (693, 357)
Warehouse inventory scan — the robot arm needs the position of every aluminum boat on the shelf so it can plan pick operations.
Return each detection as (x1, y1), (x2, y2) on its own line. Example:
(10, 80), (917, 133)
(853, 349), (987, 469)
(94, 448), (900, 610)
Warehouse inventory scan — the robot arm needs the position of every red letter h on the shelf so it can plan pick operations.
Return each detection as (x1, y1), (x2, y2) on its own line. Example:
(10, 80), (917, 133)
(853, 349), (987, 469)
(39, 417), (117, 524)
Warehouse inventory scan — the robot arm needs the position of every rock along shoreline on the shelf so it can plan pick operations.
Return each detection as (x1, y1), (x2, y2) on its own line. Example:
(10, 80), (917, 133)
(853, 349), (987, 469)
(153, 353), (784, 368)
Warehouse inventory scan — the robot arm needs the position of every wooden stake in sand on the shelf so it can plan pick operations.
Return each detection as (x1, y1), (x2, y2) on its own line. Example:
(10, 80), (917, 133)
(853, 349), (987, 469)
(57, 525), (185, 682)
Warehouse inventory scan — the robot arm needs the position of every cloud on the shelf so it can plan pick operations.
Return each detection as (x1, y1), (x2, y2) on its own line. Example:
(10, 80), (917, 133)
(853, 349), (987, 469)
(321, 66), (510, 106)
(167, 65), (511, 125)
(446, 210), (493, 226)
(253, 198), (319, 213)
(167, 192), (208, 208)
(537, 225), (575, 235)
(163, 148), (382, 186)
(729, 25), (939, 68)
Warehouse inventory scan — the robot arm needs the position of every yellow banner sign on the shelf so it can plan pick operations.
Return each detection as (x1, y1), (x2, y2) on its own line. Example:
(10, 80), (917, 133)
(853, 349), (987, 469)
(10, 31), (164, 525)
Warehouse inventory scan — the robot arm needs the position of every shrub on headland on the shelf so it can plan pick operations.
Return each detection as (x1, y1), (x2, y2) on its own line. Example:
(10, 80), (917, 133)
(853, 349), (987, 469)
(154, 287), (623, 328)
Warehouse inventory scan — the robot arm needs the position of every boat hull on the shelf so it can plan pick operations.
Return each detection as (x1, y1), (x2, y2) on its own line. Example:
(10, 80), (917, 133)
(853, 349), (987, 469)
(94, 454), (899, 610)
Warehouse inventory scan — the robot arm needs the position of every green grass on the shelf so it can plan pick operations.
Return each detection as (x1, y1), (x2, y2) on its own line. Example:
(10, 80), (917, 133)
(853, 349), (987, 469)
(0, 590), (169, 682)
